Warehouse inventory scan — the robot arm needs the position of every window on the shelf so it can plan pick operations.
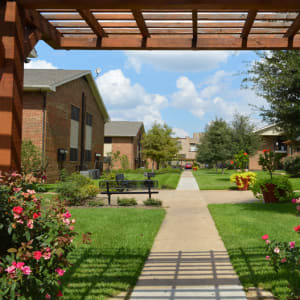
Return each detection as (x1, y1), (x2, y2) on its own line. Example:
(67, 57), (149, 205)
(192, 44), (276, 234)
(85, 150), (91, 162)
(86, 112), (92, 126)
(104, 137), (112, 143)
(189, 143), (197, 152)
(70, 148), (78, 161)
(70, 105), (80, 161)
(71, 105), (80, 121)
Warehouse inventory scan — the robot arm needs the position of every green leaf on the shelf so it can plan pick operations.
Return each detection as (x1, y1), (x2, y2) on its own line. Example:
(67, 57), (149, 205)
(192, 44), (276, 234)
(7, 248), (17, 253)
(25, 231), (30, 241)
(8, 226), (12, 235)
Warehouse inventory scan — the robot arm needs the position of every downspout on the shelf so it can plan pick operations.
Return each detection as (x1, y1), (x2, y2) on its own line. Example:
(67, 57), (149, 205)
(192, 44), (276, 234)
(80, 92), (86, 170)
(42, 91), (47, 169)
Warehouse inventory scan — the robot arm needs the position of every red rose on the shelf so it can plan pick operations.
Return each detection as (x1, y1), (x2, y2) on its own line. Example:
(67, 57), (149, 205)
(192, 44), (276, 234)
(57, 291), (63, 297)
(33, 213), (39, 219)
(230, 160), (234, 165)
(244, 152), (248, 156)
(261, 234), (269, 240)
(263, 149), (270, 153)
(33, 251), (42, 260)
(13, 206), (23, 214)
(294, 225), (300, 232)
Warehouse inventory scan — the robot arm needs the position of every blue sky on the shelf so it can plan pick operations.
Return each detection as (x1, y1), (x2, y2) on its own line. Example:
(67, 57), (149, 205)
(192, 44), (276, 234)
(25, 41), (266, 137)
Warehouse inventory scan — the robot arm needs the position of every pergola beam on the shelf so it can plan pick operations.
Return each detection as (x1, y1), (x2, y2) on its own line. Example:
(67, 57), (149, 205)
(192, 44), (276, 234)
(78, 9), (107, 38)
(0, 39), (4, 68)
(18, 0), (300, 10)
(24, 9), (61, 49)
(284, 13), (300, 47)
(241, 10), (257, 48)
(132, 9), (150, 43)
(24, 28), (42, 57)
(59, 35), (299, 50)
(192, 9), (197, 48)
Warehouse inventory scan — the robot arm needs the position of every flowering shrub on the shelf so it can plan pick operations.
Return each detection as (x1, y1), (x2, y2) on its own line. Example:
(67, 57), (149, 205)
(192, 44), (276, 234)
(291, 197), (300, 216)
(261, 229), (300, 298)
(0, 172), (77, 299)
(233, 150), (249, 171)
(230, 171), (257, 190)
(259, 149), (282, 179)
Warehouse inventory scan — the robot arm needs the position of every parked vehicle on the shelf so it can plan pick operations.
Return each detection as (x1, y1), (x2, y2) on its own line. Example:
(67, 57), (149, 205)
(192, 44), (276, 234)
(185, 163), (192, 169)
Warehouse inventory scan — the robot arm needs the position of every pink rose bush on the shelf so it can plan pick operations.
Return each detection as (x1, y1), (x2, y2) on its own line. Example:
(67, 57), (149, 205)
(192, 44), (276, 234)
(291, 197), (300, 216)
(261, 228), (300, 298)
(0, 172), (77, 299)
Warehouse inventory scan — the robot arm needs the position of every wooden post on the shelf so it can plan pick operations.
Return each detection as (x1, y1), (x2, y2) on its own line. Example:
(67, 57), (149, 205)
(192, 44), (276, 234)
(0, 1), (25, 172)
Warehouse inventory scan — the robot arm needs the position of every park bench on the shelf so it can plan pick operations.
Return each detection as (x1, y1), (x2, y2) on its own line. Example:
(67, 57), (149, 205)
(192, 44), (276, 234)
(99, 172), (159, 205)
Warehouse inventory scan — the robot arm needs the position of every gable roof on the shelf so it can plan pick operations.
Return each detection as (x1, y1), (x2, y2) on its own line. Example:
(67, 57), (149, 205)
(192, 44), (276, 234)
(23, 69), (109, 122)
(254, 124), (283, 136)
(105, 121), (144, 137)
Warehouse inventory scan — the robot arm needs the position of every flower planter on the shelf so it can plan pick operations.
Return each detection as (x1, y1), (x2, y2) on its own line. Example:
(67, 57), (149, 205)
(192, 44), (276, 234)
(235, 176), (250, 191)
(261, 183), (284, 203)
(192, 167), (198, 171)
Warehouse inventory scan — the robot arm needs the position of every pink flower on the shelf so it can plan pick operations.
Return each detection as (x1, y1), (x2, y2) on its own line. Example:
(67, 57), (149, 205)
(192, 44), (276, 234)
(16, 219), (24, 224)
(13, 206), (23, 214)
(57, 280), (61, 285)
(63, 218), (70, 225)
(55, 268), (65, 277)
(71, 219), (76, 224)
(292, 199), (297, 204)
(16, 262), (25, 269)
(13, 213), (20, 220)
(57, 291), (63, 297)
(27, 219), (34, 229)
(45, 247), (51, 252)
(5, 265), (16, 274)
(261, 234), (269, 241)
(13, 187), (22, 193)
(11, 172), (18, 177)
(45, 294), (51, 299)
(33, 251), (42, 260)
(266, 240), (271, 244)
(69, 226), (74, 231)
(266, 256), (270, 260)
(297, 206), (300, 211)
(294, 225), (300, 232)
(63, 211), (71, 219)
(274, 247), (280, 254)
(281, 258), (287, 263)
(27, 189), (35, 195)
(22, 266), (32, 275)
(43, 251), (51, 260)
(289, 241), (296, 249)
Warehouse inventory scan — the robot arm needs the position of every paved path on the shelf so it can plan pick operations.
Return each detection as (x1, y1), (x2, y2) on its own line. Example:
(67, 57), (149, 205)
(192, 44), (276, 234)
(176, 170), (199, 191)
(130, 172), (247, 300)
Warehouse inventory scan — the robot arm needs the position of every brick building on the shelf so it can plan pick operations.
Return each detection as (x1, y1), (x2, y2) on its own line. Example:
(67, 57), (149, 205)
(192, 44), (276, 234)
(173, 133), (202, 166)
(23, 69), (109, 182)
(104, 121), (144, 169)
(249, 124), (300, 170)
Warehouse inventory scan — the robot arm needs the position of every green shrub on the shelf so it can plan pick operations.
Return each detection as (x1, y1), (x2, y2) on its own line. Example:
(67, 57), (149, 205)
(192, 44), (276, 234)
(143, 198), (162, 206)
(56, 173), (99, 205)
(252, 175), (294, 202)
(117, 198), (137, 206)
(59, 168), (69, 182)
(88, 199), (104, 207)
(283, 155), (300, 177)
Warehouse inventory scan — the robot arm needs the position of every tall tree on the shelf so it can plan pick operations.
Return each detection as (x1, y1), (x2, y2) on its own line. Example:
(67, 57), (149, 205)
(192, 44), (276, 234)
(197, 118), (233, 173)
(231, 113), (261, 155)
(141, 123), (180, 171)
(243, 50), (300, 140)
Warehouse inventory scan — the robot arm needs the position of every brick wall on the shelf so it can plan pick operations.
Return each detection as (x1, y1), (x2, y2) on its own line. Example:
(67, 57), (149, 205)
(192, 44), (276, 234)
(111, 137), (134, 169)
(23, 77), (105, 183)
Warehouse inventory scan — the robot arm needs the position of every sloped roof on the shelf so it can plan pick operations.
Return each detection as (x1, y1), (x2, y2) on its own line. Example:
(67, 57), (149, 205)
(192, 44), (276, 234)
(23, 69), (109, 122)
(105, 121), (144, 137)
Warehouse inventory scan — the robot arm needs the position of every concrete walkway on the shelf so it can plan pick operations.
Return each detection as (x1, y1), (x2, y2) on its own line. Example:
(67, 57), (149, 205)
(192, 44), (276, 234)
(130, 173), (247, 300)
(176, 170), (199, 191)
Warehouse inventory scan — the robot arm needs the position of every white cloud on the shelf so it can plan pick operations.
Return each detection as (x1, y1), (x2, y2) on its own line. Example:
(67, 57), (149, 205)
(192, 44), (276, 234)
(96, 69), (168, 128)
(172, 128), (189, 138)
(125, 51), (236, 73)
(171, 71), (267, 122)
(24, 59), (57, 69)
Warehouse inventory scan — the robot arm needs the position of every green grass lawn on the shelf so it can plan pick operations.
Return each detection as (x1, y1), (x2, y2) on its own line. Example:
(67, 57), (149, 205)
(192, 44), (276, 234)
(193, 169), (300, 190)
(61, 208), (165, 299)
(208, 203), (300, 299)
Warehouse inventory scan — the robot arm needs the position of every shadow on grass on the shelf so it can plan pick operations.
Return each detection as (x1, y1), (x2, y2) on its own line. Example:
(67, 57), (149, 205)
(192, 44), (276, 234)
(61, 246), (149, 299)
(227, 246), (300, 299)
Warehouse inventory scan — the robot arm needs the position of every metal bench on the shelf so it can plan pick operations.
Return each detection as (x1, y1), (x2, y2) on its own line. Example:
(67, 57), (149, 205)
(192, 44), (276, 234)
(99, 173), (159, 205)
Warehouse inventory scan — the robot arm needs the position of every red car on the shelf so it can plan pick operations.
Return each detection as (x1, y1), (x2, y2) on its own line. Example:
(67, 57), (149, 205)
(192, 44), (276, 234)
(185, 163), (192, 169)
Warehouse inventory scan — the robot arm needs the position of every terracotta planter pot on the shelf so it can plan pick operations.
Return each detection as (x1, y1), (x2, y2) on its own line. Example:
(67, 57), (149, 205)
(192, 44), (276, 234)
(235, 176), (250, 191)
(192, 167), (198, 171)
(262, 183), (283, 203)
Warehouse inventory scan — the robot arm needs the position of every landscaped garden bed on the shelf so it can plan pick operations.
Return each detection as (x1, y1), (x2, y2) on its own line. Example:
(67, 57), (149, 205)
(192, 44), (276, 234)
(208, 202), (300, 299)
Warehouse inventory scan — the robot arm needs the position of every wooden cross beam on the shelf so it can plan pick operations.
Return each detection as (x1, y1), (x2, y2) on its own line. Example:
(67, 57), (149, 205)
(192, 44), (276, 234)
(132, 9), (149, 47)
(192, 10), (197, 48)
(0, 39), (4, 68)
(78, 9), (107, 38)
(284, 13), (300, 47)
(241, 10), (257, 48)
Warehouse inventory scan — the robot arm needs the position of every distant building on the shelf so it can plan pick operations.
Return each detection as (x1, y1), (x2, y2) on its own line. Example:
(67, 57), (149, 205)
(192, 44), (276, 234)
(249, 124), (300, 170)
(174, 133), (202, 165)
(23, 69), (109, 182)
(104, 121), (145, 169)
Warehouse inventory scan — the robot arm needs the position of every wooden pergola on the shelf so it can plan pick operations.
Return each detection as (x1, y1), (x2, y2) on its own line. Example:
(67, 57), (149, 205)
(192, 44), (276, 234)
(1, 0), (300, 171)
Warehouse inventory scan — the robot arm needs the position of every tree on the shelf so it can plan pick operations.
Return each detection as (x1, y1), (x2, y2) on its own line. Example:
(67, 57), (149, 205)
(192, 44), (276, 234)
(243, 50), (300, 140)
(197, 118), (232, 173)
(141, 123), (180, 171)
(231, 113), (261, 156)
